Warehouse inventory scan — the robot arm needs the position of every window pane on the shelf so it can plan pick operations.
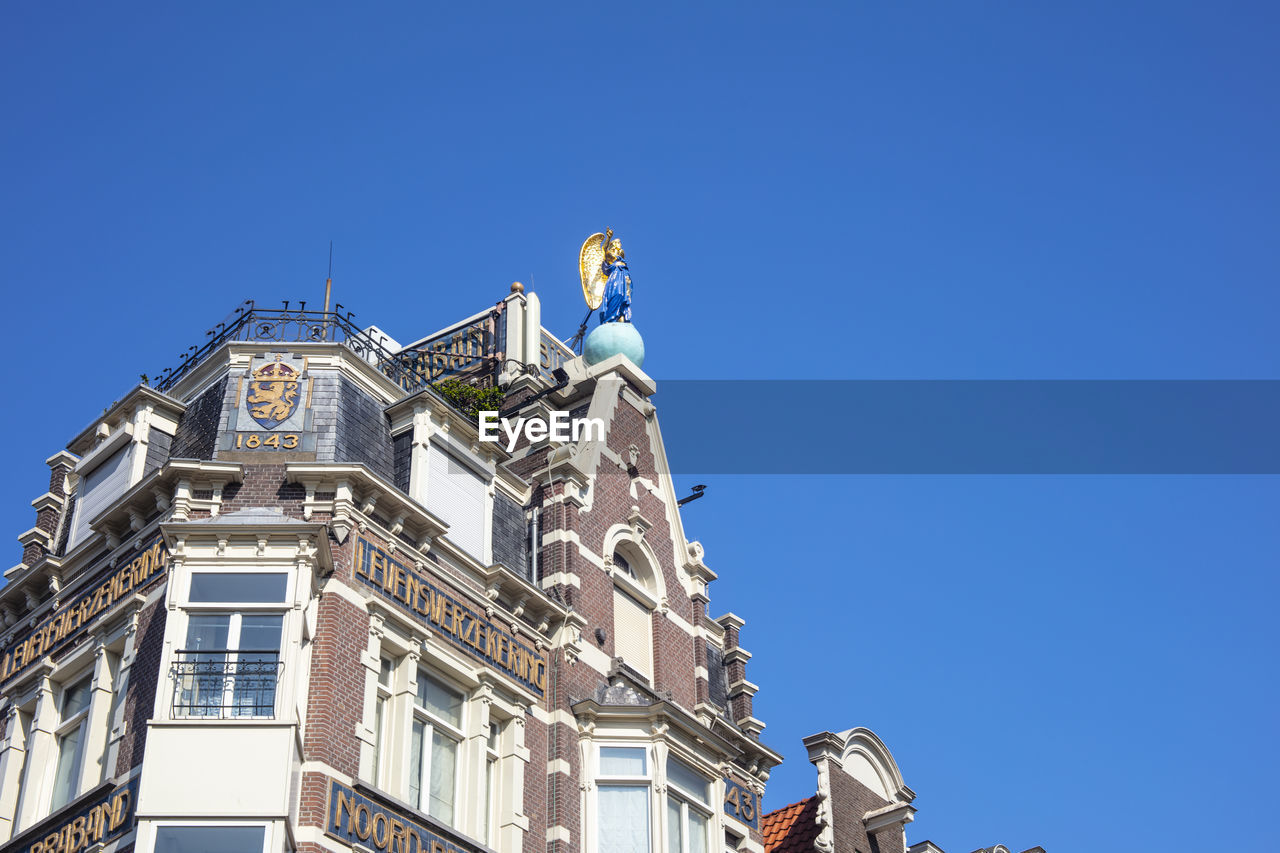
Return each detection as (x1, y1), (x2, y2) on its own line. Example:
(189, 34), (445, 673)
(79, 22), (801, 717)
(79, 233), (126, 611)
(667, 758), (710, 804)
(373, 696), (386, 783)
(49, 725), (83, 810)
(410, 720), (424, 808)
(429, 730), (457, 824)
(61, 678), (92, 717)
(378, 657), (393, 687)
(231, 615), (282, 717)
(238, 614), (283, 651)
(154, 825), (265, 853)
(185, 614), (230, 651)
(189, 573), (287, 603)
(600, 746), (647, 777)
(689, 809), (708, 853)
(599, 785), (650, 853)
(667, 798), (682, 853)
(182, 615), (230, 716)
(416, 672), (462, 728)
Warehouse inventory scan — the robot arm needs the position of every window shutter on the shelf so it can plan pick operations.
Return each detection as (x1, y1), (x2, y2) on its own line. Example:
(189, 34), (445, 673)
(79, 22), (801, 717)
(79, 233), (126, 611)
(426, 444), (486, 561)
(69, 446), (133, 548)
(613, 588), (652, 677)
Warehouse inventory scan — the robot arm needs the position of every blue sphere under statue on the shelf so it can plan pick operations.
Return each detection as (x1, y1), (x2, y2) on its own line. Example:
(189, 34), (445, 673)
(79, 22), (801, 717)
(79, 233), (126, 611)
(583, 321), (645, 369)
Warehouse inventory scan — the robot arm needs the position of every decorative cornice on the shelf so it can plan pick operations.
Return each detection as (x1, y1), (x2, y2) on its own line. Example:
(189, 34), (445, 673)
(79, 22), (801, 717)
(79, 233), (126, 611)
(862, 801), (916, 834)
(285, 462), (448, 549)
(66, 384), (186, 455)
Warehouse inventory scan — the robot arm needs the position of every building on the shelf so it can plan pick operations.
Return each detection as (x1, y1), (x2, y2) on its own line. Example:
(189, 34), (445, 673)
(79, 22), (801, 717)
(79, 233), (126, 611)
(0, 285), (1043, 853)
(759, 728), (1044, 853)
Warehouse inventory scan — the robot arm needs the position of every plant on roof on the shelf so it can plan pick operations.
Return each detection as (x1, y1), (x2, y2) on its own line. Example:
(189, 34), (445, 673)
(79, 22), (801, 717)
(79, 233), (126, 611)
(432, 379), (504, 420)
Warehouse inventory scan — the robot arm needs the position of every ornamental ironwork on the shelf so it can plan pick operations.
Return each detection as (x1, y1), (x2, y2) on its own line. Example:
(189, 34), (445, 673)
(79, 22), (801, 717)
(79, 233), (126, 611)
(169, 649), (283, 719)
(149, 300), (504, 397)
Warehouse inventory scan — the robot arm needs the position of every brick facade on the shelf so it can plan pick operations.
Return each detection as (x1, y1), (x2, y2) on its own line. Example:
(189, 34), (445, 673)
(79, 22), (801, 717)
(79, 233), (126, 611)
(0, 311), (792, 853)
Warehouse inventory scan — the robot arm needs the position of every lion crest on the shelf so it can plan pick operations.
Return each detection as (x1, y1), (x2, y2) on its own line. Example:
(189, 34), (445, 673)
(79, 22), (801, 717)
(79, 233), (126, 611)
(246, 356), (300, 429)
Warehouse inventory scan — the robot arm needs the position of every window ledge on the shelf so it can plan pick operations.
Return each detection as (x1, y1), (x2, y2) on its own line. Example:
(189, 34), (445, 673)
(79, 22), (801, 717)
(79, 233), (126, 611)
(149, 717), (298, 728)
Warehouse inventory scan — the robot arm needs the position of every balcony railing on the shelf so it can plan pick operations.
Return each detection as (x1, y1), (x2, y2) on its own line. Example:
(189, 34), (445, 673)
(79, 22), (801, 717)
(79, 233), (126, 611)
(170, 650), (283, 719)
(149, 300), (452, 396)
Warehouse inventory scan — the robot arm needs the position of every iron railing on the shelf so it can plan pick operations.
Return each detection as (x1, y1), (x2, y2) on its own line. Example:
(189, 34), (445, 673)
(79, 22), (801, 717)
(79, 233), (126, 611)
(170, 650), (283, 719)
(149, 300), (498, 396)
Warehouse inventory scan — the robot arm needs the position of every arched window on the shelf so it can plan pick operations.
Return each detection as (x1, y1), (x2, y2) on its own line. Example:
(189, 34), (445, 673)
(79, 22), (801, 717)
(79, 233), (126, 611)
(611, 544), (656, 679)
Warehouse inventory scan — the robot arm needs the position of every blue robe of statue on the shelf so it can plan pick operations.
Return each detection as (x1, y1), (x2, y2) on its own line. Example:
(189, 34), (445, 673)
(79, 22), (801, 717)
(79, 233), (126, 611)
(599, 259), (632, 324)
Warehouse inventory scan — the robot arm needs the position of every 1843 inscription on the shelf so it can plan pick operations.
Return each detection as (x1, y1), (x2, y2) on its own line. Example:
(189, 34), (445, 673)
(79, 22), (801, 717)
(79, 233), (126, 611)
(353, 537), (546, 695)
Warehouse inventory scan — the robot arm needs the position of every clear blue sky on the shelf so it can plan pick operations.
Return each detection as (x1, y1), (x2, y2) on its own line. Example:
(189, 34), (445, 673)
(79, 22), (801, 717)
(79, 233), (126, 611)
(3, 2), (1277, 850)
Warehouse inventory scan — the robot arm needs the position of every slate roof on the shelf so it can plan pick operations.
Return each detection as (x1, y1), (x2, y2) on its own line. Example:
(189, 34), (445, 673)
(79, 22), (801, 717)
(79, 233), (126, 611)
(762, 796), (820, 853)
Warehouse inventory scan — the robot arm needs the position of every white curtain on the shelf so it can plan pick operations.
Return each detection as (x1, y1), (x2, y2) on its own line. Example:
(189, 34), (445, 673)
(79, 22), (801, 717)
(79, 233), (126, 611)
(429, 730), (457, 824)
(599, 785), (649, 853)
(410, 721), (424, 807)
(689, 810), (708, 853)
(666, 798), (682, 853)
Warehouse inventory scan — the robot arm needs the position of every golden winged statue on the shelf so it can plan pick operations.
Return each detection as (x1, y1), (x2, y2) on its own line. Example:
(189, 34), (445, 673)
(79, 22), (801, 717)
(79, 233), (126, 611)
(579, 230), (610, 310)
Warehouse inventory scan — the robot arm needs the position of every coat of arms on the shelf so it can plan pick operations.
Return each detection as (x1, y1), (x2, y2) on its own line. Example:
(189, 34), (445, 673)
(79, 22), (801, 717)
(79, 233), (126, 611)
(246, 356), (301, 429)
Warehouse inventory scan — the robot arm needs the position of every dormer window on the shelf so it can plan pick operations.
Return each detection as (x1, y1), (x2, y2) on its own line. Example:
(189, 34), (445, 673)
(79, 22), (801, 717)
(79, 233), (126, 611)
(611, 545), (656, 679)
(67, 442), (133, 550)
(425, 443), (488, 562)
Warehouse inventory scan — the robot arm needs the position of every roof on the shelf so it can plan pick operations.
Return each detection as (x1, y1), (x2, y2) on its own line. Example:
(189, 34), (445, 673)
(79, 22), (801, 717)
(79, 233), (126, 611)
(184, 508), (309, 526)
(762, 796), (820, 853)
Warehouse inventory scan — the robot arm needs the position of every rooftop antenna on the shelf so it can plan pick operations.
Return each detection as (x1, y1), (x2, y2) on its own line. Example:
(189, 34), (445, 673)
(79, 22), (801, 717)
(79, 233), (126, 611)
(323, 241), (334, 314)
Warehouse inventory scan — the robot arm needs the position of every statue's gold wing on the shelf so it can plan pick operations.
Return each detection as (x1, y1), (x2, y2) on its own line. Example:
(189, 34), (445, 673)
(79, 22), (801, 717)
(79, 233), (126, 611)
(579, 232), (607, 310)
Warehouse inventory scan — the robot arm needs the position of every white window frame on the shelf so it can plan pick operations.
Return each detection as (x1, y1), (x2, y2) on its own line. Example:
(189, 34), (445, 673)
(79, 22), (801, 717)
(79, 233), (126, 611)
(365, 630), (527, 848)
(371, 655), (394, 788)
(173, 571), (291, 720)
(665, 756), (713, 853)
(67, 433), (135, 552)
(47, 674), (93, 812)
(147, 819), (273, 853)
(2, 620), (131, 835)
(4, 707), (35, 829)
(409, 669), (465, 826)
(483, 719), (500, 846)
(595, 743), (653, 853)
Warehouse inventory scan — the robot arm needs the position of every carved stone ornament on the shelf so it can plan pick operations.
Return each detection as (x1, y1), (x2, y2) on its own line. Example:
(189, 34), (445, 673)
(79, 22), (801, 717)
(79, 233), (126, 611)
(815, 759), (835, 853)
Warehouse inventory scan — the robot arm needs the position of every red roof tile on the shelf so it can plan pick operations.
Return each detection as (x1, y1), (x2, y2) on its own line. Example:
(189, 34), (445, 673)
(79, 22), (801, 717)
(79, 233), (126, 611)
(762, 796), (820, 853)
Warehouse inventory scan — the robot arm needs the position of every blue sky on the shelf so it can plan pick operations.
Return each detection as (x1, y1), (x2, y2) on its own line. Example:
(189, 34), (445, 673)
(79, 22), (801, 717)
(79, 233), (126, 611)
(3, 2), (1278, 850)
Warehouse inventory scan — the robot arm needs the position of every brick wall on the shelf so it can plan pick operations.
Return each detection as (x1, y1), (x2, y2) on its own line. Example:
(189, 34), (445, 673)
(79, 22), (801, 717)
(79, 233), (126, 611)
(219, 465), (308, 517)
(560, 397), (700, 709)
(115, 598), (167, 775)
(828, 763), (902, 853)
(300, 588), (369, 781)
